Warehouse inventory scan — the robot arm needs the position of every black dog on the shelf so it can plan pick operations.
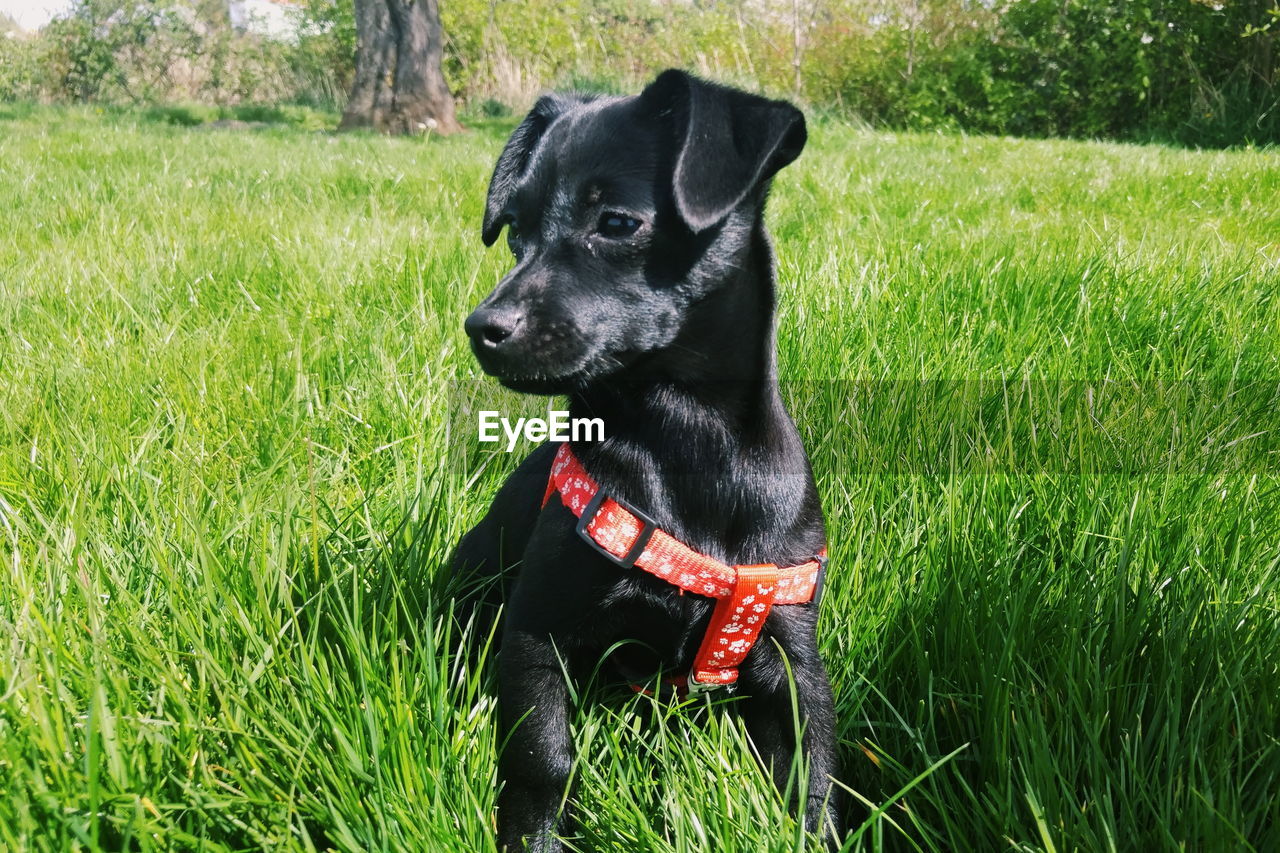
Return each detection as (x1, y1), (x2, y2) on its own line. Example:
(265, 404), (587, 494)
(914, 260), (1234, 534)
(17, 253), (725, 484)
(451, 69), (840, 852)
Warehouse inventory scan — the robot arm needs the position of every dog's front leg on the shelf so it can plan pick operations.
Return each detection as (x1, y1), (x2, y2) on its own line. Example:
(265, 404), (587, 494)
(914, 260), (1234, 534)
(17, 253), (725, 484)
(740, 618), (844, 845)
(496, 624), (574, 853)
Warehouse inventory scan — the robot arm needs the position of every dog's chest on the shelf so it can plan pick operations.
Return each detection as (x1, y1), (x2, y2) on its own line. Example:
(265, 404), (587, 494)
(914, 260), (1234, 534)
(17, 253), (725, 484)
(591, 570), (712, 665)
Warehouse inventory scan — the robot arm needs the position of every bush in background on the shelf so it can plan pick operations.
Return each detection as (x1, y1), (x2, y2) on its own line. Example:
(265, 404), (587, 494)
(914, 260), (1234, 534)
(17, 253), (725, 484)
(432, 0), (1278, 146)
(7, 0), (350, 108)
(2, 0), (1277, 146)
(979, 0), (1280, 146)
(0, 30), (51, 101)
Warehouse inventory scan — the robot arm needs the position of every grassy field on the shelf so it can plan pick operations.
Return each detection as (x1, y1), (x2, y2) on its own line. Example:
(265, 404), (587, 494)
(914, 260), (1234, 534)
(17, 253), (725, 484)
(1, 103), (1278, 851)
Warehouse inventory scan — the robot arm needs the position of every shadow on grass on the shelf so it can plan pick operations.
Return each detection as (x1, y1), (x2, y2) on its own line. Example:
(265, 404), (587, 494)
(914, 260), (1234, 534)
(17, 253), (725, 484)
(142, 103), (338, 131)
(832, 469), (1280, 851)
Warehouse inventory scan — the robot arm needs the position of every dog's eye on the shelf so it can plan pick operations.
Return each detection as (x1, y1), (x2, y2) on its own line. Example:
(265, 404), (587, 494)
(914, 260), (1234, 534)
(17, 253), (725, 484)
(506, 224), (522, 258)
(597, 213), (642, 239)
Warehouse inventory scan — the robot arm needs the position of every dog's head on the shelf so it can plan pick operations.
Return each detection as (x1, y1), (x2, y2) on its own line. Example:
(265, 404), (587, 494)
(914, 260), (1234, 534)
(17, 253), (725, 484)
(465, 69), (806, 394)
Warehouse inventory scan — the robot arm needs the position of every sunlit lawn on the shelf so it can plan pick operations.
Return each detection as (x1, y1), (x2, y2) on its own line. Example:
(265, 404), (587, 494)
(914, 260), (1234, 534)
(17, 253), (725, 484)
(1, 104), (1277, 851)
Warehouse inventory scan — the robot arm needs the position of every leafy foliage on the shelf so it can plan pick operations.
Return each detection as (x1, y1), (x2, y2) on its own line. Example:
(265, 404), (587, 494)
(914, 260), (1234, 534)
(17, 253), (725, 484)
(431, 0), (1280, 146)
(976, 0), (1280, 145)
(7, 0), (347, 107)
(3, 0), (1277, 145)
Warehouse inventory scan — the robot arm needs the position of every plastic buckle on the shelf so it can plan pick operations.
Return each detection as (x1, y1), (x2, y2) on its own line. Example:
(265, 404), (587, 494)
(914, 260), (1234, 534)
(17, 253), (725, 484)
(575, 489), (658, 569)
(810, 553), (829, 608)
(684, 672), (733, 696)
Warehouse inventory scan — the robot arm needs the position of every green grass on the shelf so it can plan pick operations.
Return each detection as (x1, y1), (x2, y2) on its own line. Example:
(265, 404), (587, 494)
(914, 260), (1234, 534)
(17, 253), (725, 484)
(1, 105), (1278, 851)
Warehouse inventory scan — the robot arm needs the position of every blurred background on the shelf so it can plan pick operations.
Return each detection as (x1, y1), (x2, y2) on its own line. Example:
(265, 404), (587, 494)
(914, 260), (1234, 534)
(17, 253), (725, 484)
(1, 0), (1277, 147)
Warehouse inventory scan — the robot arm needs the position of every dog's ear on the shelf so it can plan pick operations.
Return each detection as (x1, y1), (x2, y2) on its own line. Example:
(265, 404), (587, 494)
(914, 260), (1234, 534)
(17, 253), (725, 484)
(481, 95), (573, 246)
(640, 69), (806, 233)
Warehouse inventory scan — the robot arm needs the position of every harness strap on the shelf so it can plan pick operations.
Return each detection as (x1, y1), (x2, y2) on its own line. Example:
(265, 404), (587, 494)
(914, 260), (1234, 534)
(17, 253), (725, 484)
(543, 443), (826, 691)
(689, 563), (780, 687)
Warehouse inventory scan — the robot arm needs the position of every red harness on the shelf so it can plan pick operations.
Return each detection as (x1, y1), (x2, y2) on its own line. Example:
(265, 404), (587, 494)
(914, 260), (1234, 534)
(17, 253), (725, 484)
(542, 443), (826, 693)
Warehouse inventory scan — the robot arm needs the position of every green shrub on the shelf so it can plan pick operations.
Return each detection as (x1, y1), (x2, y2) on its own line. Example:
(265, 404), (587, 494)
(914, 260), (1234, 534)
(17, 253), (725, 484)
(0, 33), (49, 101)
(977, 0), (1279, 145)
(5, 0), (1276, 147)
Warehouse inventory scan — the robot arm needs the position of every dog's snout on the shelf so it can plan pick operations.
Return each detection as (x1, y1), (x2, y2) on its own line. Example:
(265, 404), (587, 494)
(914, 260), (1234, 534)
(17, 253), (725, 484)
(465, 307), (524, 349)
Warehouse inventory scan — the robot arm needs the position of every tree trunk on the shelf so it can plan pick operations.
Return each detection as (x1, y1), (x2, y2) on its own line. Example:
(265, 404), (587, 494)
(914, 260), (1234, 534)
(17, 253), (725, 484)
(340, 0), (461, 135)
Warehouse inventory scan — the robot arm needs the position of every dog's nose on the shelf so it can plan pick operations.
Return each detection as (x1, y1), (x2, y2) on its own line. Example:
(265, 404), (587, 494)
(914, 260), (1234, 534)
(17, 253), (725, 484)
(465, 307), (524, 348)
